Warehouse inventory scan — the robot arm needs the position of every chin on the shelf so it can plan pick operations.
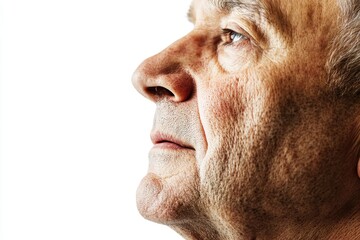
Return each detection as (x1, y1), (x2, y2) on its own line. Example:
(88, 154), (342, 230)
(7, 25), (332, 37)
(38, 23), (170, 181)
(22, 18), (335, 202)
(136, 171), (200, 224)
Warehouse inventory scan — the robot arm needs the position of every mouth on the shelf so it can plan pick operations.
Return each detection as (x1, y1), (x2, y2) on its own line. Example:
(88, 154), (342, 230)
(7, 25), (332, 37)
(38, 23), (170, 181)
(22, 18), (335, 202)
(150, 132), (194, 150)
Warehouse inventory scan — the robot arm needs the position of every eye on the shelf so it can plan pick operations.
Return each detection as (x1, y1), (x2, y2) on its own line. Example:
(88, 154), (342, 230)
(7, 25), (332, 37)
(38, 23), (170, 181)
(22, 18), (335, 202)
(221, 29), (249, 45)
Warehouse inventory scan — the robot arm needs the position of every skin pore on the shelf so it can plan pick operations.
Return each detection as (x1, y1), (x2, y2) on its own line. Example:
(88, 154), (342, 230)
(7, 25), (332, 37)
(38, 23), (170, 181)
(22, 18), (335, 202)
(132, 0), (360, 239)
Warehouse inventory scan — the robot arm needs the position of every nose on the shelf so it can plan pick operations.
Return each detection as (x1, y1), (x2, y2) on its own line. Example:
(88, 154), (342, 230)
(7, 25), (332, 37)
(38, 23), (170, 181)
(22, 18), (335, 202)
(132, 36), (195, 103)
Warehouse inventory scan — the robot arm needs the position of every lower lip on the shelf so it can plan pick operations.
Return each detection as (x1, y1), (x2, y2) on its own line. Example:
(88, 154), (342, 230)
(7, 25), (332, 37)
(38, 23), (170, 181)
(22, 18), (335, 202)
(153, 142), (186, 150)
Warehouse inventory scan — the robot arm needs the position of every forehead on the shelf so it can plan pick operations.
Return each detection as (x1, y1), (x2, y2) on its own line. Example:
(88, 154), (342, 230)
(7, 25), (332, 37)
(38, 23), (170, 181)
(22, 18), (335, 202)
(188, 0), (340, 34)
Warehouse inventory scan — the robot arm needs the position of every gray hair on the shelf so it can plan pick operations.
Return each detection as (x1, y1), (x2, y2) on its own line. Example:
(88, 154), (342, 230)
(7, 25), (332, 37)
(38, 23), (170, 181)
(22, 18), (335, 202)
(328, 0), (360, 97)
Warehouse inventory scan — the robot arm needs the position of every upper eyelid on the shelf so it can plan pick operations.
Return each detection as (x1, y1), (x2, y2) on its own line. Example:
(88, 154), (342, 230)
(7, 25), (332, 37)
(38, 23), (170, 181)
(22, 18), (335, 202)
(220, 28), (252, 46)
(221, 29), (247, 44)
(222, 22), (253, 39)
(222, 24), (269, 52)
(220, 17), (266, 45)
(222, 28), (250, 39)
(219, 30), (251, 50)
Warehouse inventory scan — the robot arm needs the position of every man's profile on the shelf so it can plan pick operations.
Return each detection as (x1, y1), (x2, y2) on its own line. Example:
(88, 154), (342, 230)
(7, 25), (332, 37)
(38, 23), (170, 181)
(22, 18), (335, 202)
(132, 0), (360, 239)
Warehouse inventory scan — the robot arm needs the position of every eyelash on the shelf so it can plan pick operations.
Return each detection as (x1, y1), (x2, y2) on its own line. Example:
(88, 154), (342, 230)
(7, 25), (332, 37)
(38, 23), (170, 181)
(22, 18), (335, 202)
(221, 28), (250, 46)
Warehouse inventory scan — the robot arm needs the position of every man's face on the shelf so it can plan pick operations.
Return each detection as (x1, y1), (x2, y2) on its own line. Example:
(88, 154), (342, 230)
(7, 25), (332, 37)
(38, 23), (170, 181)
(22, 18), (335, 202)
(133, 0), (358, 232)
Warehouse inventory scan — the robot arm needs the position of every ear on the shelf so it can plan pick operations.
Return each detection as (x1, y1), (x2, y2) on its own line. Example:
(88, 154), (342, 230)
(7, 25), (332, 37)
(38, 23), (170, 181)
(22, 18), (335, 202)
(352, 117), (360, 178)
(350, 115), (360, 178)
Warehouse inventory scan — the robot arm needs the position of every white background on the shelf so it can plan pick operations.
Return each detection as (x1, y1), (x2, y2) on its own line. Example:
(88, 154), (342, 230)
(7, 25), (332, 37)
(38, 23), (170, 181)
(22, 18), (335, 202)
(1, 0), (192, 239)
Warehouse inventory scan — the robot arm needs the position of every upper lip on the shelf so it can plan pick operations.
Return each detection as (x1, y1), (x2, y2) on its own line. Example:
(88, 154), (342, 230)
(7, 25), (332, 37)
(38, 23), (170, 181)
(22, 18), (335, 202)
(150, 131), (194, 150)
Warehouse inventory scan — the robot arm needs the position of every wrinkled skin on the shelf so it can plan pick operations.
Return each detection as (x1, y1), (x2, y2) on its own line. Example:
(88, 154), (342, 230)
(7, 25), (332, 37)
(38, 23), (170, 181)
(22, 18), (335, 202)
(132, 0), (360, 239)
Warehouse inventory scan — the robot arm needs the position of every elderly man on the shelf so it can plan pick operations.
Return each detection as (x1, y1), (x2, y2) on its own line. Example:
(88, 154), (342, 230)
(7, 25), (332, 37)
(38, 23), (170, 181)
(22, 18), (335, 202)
(132, 0), (360, 239)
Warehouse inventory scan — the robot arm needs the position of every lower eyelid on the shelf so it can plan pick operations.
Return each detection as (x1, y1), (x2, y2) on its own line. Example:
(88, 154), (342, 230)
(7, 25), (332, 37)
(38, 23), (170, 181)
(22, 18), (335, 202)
(231, 40), (251, 49)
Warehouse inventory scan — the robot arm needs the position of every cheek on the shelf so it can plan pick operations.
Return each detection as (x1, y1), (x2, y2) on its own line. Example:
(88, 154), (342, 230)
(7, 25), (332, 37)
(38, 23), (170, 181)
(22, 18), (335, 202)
(197, 70), (267, 142)
(195, 70), (288, 205)
(198, 80), (244, 140)
(196, 77), (252, 199)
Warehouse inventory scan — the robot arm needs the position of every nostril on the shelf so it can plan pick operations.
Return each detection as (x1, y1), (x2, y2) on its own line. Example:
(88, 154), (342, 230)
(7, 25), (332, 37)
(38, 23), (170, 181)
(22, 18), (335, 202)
(147, 86), (175, 98)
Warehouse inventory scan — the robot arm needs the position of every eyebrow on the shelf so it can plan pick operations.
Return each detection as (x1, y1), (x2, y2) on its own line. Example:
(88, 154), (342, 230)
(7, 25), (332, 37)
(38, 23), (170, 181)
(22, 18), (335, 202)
(211, 0), (264, 15)
(187, 0), (291, 36)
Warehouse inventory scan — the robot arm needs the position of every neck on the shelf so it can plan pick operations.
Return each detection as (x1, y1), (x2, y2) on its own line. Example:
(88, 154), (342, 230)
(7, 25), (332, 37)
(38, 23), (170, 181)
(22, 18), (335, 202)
(275, 206), (360, 240)
(170, 202), (360, 239)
